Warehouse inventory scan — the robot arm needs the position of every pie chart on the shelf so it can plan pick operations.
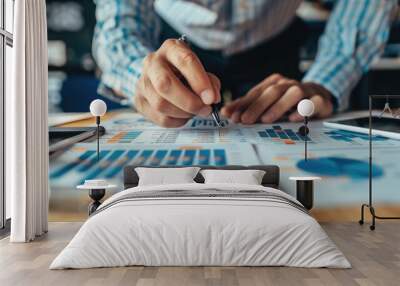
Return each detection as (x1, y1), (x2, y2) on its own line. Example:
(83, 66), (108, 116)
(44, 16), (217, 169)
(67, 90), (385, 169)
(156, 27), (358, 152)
(296, 157), (384, 179)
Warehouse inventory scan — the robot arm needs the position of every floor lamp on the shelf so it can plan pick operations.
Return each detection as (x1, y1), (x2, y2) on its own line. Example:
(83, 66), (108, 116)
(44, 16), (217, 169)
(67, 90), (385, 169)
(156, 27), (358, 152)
(359, 95), (400, 230)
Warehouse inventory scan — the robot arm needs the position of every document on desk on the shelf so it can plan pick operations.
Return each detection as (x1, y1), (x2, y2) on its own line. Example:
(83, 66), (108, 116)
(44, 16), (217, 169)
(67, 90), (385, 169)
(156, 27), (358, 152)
(103, 113), (229, 130)
(101, 114), (246, 144)
(245, 122), (400, 149)
(49, 112), (400, 206)
(101, 128), (249, 144)
(100, 113), (400, 147)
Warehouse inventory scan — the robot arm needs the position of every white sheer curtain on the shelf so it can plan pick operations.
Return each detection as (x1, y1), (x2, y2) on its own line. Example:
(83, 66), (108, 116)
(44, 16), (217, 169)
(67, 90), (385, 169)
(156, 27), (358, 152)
(9, 0), (49, 242)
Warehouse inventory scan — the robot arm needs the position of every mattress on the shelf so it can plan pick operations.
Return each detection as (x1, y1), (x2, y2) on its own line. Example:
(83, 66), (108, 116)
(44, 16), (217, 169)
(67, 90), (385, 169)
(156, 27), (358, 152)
(50, 183), (350, 269)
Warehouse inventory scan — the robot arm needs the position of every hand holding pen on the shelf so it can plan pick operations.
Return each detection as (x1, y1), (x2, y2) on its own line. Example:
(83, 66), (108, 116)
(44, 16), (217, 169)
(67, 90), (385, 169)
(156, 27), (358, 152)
(133, 36), (222, 128)
(178, 35), (222, 127)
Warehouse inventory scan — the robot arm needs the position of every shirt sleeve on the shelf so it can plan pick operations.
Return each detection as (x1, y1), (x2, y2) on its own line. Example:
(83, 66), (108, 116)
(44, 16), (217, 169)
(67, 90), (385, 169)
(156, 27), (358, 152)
(302, 0), (397, 110)
(92, 0), (159, 101)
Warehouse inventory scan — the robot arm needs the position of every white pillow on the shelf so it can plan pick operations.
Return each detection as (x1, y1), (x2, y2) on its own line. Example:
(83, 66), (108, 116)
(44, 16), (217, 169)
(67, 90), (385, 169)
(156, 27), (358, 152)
(200, 169), (266, 185)
(135, 167), (200, 186)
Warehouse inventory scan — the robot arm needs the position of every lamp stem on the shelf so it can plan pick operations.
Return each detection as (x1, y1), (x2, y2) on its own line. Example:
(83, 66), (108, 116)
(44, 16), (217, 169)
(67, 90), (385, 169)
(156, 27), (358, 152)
(305, 117), (308, 161)
(96, 116), (100, 162)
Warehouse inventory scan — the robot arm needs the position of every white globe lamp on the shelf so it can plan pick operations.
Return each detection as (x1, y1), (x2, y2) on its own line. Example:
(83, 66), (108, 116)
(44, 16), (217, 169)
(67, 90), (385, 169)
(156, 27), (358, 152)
(297, 99), (315, 161)
(90, 99), (107, 161)
(297, 99), (314, 118)
(90, 99), (107, 117)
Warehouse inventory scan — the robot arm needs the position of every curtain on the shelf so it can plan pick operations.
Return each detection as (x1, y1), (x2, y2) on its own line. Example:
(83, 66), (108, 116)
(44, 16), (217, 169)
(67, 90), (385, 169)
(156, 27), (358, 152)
(9, 0), (49, 242)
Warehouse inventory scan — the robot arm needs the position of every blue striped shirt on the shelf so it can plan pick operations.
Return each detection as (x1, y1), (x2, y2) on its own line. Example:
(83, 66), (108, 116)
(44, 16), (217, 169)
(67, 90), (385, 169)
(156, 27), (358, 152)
(93, 0), (397, 109)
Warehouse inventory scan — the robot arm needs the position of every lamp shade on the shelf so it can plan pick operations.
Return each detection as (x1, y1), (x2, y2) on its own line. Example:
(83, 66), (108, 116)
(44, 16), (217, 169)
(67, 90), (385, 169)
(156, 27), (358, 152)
(297, 99), (315, 117)
(90, 99), (107, 117)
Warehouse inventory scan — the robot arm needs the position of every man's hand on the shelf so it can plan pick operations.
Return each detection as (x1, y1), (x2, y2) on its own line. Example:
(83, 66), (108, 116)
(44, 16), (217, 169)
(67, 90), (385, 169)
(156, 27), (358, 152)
(134, 39), (221, 127)
(221, 74), (334, 124)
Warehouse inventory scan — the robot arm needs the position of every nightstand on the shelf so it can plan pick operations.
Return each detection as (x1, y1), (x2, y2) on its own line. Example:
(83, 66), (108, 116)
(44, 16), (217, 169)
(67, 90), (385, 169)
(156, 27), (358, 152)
(77, 180), (116, 215)
(289, 177), (321, 210)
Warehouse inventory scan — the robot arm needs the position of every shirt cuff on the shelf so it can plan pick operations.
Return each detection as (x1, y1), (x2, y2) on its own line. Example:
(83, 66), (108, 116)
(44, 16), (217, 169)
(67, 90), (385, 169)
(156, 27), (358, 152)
(97, 58), (145, 107)
(97, 83), (133, 106)
(302, 74), (341, 113)
(302, 59), (361, 112)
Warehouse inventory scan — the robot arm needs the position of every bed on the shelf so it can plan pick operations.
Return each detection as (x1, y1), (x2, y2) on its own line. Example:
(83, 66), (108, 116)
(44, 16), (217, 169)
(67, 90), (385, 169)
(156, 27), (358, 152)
(50, 165), (350, 269)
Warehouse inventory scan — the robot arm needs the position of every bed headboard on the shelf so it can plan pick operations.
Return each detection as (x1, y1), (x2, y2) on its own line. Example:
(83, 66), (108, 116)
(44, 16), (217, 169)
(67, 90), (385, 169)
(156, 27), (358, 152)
(123, 165), (280, 189)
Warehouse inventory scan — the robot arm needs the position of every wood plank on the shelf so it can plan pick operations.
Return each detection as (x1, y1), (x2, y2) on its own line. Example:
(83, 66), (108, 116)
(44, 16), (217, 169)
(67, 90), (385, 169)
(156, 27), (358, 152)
(1, 222), (400, 286)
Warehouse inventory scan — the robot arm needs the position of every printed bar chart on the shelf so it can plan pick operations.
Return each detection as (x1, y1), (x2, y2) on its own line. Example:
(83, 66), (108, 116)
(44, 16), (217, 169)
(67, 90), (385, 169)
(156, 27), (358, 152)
(165, 150), (182, 166)
(132, 150), (153, 165)
(84, 150), (125, 181)
(77, 150), (110, 173)
(182, 150), (197, 166)
(253, 126), (397, 147)
(103, 150), (139, 178)
(324, 130), (388, 143)
(198, 149), (211, 165)
(149, 150), (168, 166)
(49, 144), (259, 186)
(50, 150), (96, 179)
(214, 149), (227, 166)
(190, 118), (229, 128)
(107, 131), (142, 143)
(101, 128), (247, 144)
(257, 125), (311, 145)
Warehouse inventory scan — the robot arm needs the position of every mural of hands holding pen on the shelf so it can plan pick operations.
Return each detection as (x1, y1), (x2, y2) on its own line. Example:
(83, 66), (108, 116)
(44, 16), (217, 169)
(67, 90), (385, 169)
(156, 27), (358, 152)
(91, 1), (397, 129)
(134, 37), (333, 128)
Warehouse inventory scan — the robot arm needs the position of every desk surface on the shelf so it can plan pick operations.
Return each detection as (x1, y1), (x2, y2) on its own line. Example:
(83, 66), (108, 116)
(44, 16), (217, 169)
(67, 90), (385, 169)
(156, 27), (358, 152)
(49, 111), (400, 222)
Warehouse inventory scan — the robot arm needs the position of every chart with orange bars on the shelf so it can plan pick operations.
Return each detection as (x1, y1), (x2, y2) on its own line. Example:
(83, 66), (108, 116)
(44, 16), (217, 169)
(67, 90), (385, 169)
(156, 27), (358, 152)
(101, 127), (248, 145)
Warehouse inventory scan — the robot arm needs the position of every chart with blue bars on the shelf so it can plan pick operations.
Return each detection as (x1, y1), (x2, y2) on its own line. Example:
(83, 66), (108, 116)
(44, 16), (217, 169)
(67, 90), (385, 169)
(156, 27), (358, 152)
(101, 114), (398, 147)
(324, 129), (388, 143)
(256, 125), (311, 145)
(103, 128), (247, 144)
(50, 144), (260, 186)
(104, 115), (230, 131)
(189, 118), (229, 128)
(252, 124), (399, 148)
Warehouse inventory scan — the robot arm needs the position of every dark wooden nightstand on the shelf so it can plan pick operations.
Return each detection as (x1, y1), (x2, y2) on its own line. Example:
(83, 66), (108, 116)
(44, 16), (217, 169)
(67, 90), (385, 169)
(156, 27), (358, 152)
(289, 177), (321, 210)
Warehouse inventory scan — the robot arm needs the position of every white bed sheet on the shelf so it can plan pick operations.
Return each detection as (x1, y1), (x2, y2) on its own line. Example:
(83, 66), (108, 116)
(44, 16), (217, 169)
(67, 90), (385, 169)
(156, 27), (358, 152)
(50, 183), (350, 269)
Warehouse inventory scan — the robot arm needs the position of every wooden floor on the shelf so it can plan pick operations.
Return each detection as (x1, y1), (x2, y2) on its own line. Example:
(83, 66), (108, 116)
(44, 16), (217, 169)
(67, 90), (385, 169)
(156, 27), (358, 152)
(1, 222), (400, 286)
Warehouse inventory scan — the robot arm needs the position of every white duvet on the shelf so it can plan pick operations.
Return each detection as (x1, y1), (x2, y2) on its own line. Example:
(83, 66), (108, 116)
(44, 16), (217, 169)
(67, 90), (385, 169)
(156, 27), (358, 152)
(50, 183), (350, 269)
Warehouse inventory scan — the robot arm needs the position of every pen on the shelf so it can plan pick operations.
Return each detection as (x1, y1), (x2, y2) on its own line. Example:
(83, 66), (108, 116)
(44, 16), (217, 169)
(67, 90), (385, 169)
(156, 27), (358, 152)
(178, 35), (222, 128)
